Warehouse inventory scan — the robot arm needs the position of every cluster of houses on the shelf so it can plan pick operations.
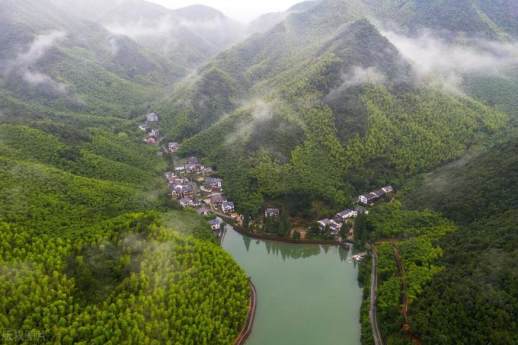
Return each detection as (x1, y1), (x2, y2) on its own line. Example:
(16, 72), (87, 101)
(317, 186), (394, 237)
(174, 156), (212, 175)
(317, 207), (366, 235)
(139, 112), (161, 145)
(165, 155), (241, 234)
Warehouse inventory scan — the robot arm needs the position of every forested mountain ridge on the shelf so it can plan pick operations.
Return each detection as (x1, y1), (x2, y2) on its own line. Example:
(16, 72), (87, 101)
(98, 1), (244, 71)
(391, 135), (518, 344)
(0, 0), (245, 124)
(160, 0), (510, 220)
(0, 1), (252, 342)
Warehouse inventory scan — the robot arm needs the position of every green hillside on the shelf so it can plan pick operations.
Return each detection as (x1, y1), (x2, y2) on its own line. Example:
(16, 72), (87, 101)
(169, 16), (507, 218)
(394, 136), (518, 344)
(0, 120), (251, 344)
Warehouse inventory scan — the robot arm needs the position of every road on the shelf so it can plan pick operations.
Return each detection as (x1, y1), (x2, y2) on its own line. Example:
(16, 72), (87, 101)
(370, 249), (384, 345)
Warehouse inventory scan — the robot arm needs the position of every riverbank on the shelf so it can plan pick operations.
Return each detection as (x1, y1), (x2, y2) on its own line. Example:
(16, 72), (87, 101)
(222, 227), (362, 345)
(234, 280), (258, 345)
(220, 214), (352, 247)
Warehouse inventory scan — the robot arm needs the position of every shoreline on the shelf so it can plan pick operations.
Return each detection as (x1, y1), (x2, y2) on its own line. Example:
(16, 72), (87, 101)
(234, 280), (258, 345)
(223, 215), (352, 247)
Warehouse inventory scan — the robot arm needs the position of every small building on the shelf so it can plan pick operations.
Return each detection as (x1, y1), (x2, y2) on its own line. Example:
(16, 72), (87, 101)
(148, 128), (159, 137)
(186, 156), (199, 165)
(175, 166), (186, 174)
(185, 163), (203, 174)
(145, 137), (157, 145)
(204, 177), (223, 192)
(264, 208), (280, 218)
(191, 199), (202, 208)
(172, 183), (194, 199)
(179, 197), (193, 208)
(317, 219), (343, 234)
(210, 194), (226, 208)
(209, 217), (224, 231)
(221, 201), (235, 214)
(197, 207), (211, 216)
(334, 209), (358, 223)
(382, 186), (394, 194)
(358, 186), (395, 206)
(146, 112), (159, 123)
(168, 142), (180, 153)
(358, 191), (383, 205)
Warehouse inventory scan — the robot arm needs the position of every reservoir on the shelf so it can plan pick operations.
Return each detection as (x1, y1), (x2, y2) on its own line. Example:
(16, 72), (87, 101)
(221, 226), (363, 345)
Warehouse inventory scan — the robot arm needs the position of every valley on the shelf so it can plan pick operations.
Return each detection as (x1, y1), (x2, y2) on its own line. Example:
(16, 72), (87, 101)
(1, 0), (517, 344)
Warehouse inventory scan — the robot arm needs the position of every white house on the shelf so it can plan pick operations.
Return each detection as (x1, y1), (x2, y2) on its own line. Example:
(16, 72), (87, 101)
(209, 217), (224, 231)
(334, 209), (358, 223)
(264, 208), (280, 218)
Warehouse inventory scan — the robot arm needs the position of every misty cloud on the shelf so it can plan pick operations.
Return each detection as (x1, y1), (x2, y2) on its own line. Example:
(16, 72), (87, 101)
(4, 31), (68, 93)
(326, 66), (386, 101)
(105, 16), (176, 40)
(383, 30), (518, 93)
(225, 100), (274, 145)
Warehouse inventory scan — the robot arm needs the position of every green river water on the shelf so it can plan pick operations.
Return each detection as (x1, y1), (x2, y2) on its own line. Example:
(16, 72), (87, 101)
(221, 226), (363, 345)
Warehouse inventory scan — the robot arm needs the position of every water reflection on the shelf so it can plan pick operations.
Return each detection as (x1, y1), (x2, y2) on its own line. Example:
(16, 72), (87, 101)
(227, 225), (352, 262)
(222, 225), (362, 345)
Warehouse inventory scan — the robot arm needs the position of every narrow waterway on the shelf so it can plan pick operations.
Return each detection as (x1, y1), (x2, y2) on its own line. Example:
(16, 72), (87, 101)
(222, 225), (362, 345)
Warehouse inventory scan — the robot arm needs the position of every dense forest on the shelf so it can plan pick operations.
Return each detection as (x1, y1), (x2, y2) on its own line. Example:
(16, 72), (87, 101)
(0, 120), (251, 344)
(355, 136), (518, 345)
(1, 0), (518, 344)
(400, 136), (518, 345)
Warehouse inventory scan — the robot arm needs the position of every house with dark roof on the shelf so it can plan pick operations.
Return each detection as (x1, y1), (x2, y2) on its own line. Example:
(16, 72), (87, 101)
(179, 197), (193, 208)
(317, 219), (343, 234)
(221, 201), (235, 214)
(185, 163), (203, 174)
(168, 142), (180, 153)
(209, 194), (226, 207)
(358, 186), (395, 206)
(334, 209), (358, 223)
(209, 217), (224, 231)
(197, 207), (211, 216)
(172, 183), (194, 199)
(204, 177), (223, 192)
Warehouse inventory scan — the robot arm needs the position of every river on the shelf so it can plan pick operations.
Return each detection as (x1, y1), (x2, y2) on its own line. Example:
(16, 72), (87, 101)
(221, 225), (363, 345)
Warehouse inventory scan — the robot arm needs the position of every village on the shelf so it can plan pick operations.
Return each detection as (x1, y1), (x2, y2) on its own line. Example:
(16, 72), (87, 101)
(139, 112), (242, 238)
(140, 112), (395, 244)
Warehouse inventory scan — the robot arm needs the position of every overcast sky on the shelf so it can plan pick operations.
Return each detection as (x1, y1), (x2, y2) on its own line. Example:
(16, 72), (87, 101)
(147, 0), (302, 22)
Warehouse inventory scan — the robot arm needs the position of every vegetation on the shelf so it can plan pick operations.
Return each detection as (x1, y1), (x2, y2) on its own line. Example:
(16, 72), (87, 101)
(356, 203), (456, 345)
(0, 122), (250, 344)
(398, 136), (518, 344)
(0, 213), (250, 345)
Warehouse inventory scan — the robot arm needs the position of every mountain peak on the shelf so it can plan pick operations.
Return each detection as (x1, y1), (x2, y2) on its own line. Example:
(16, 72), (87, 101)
(173, 4), (226, 21)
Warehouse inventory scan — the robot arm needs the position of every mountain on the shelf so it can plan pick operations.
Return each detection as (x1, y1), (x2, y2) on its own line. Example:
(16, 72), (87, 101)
(363, 0), (518, 39)
(158, 0), (507, 218)
(0, 2), (251, 342)
(98, 1), (245, 72)
(0, 0), (247, 124)
(0, 0), (175, 122)
(399, 135), (518, 344)
(247, 1), (318, 35)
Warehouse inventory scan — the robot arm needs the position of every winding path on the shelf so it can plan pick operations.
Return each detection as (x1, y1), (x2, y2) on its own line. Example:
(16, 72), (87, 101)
(370, 249), (384, 345)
